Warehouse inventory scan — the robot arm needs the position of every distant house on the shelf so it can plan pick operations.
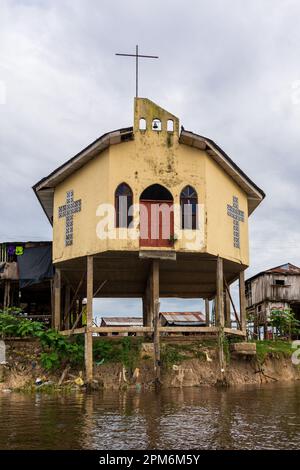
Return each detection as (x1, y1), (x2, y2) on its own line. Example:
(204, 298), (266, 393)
(0, 241), (53, 325)
(160, 312), (206, 327)
(160, 311), (206, 335)
(100, 317), (143, 336)
(99, 312), (206, 336)
(245, 263), (300, 337)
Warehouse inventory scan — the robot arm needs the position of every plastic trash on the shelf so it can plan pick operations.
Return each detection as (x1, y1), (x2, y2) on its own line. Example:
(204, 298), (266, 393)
(74, 376), (84, 386)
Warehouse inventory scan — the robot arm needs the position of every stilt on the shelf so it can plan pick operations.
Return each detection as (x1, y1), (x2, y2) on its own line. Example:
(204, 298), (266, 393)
(143, 279), (151, 327)
(216, 257), (224, 328)
(64, 284), (71, 329)
(205, 299), (210, 326)
(142, 294), (147, 326)
(3, 280), (11, 308)
(151, 260), (160, 384)
(54, 269), (61, 330)
(85, 255), (94, 383)
(216, 257), (226, 382)
(254, 317), (258, 339)
(50, 279), (54, 328)
(239, 270), (247, 334)
(225, 287), (231, 328)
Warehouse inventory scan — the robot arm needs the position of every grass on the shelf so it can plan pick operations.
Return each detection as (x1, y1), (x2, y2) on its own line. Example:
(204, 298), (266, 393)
(252, 340), (294, 362)
(160, 341), (214, 368)
(93, 337), (143, 370)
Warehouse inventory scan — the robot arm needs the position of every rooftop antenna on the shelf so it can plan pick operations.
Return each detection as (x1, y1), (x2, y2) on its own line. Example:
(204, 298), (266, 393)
(116, 45), (159, 98)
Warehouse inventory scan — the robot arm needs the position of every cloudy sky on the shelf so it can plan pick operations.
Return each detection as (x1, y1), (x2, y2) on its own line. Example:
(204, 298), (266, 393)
(1, 0), (300, 317)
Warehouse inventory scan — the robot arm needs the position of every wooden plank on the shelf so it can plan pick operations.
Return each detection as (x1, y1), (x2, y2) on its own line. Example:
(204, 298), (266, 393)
(61, 326), (240, 335)
(92, 326), (152, 333)
(239, 270), (247, 333)
(85, 255), (94, 382)
(205, 299), (210, 326)
(159, 326), (219, 333)
(54, 269), (61, 330)
(224, 278), (241, 330)
(216, 257), (224, 327)
(60, 327), (86, 336)
(152, 260), (160, 384)
(225, 288), (231, 328)
(224, 327), (246, 337)
(139, 250), (176, 260)
(216, 257), (226, 381)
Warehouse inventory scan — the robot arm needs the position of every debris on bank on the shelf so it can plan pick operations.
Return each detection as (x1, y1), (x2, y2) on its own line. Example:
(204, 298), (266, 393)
(0, 337), (299, 393)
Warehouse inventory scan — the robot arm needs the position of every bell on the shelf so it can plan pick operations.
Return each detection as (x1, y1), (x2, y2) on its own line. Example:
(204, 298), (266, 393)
(153, 120), (159, 130)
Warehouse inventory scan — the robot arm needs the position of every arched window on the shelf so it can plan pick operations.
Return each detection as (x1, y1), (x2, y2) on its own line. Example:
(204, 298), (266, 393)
(152, 118), (161, 131)
(139, 118), (147, 130)
(167, 119), (174, 132)
(115, 183), (133, 228)
(180, 186), (198, 229)
(140, 184), (173, 201)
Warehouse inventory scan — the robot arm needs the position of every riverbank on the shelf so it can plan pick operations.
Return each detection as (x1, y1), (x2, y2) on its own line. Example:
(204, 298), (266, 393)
(0, 337), (299, 392)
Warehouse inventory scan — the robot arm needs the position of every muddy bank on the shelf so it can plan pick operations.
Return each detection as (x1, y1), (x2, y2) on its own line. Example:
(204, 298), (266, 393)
(0, 338), (299, 392)
(94, 356), (300, 389)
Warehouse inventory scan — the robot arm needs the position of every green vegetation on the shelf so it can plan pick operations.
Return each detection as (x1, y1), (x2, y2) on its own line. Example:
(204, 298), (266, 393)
(253, 340), (294, 362)
(0, 311), (44, 338)
(38, 331), (84, 370)
(0, 310), (84, 370)
(93, 337), (143, 370)
(269, 309), (300, 339)
(161, 341), (213, 368)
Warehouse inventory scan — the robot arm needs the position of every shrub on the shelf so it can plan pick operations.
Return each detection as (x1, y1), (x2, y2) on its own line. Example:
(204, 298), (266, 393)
(270, 309), (300, 338)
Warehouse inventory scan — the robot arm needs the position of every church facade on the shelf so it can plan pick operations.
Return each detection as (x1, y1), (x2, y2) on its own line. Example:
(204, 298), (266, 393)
(33, 98), (265, 380)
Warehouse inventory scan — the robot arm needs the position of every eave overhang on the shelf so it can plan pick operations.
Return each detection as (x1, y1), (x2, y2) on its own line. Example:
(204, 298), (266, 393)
(33, 127), (134, 224)
(179, 130), (265, 215)
(33, 126), (265, 225)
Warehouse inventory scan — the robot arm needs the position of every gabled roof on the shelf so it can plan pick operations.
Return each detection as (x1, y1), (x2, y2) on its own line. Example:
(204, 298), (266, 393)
(33, 120), (265, 224)
(266, 263), (300, 274)
(161, 311), (206, 325)
(101, 317), (143, 326)
(33, 127), (134, 224)
(246, 263), (300, 283)
(179, 130), (265, 214)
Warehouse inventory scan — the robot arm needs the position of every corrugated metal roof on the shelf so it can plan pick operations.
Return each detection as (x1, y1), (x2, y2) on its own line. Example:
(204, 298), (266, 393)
(265, 263), (300, 274)
(247, 263), (300, 283)
(101, 317), (143, 326)
(161, 311), (206, 325)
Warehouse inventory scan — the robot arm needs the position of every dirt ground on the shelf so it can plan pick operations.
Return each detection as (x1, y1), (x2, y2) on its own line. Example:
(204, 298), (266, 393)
(0, 338), (299, 392)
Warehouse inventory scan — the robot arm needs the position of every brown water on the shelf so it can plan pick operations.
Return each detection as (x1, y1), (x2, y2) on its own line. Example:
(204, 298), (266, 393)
(0, 383), (300, 450)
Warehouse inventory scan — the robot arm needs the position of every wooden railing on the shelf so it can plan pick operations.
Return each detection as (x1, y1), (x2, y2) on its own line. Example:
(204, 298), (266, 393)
(60, 325), (245, 337)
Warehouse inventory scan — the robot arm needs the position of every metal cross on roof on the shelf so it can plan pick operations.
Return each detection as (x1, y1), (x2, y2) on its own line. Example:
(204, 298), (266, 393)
(58, 190), (82, 246)
(227, 196), (244, 248)
(116, 45), (159, 98)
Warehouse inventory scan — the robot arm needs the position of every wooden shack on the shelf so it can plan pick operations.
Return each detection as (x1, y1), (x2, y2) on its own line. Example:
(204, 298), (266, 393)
(100, 317), (143, 336)
(0, 241), (53, 325)
(246, 263), (300, 337)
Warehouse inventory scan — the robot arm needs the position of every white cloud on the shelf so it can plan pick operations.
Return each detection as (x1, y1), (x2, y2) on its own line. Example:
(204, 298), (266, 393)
(1, 0), (300, 313)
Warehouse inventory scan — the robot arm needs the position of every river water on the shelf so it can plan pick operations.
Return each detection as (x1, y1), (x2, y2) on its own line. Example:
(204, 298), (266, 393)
(0, 383), (299, 450)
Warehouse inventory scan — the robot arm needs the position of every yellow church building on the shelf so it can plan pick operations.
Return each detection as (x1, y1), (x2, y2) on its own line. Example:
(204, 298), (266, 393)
(33, 98), (264, 380)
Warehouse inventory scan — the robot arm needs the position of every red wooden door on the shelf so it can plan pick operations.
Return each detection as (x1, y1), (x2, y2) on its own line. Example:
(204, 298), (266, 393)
(140, 200), (174, 247)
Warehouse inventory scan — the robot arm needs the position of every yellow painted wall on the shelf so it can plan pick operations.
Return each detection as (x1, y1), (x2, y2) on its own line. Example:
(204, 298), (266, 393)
(205, 155), (249, 265)
(52, 98), (249, 266)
